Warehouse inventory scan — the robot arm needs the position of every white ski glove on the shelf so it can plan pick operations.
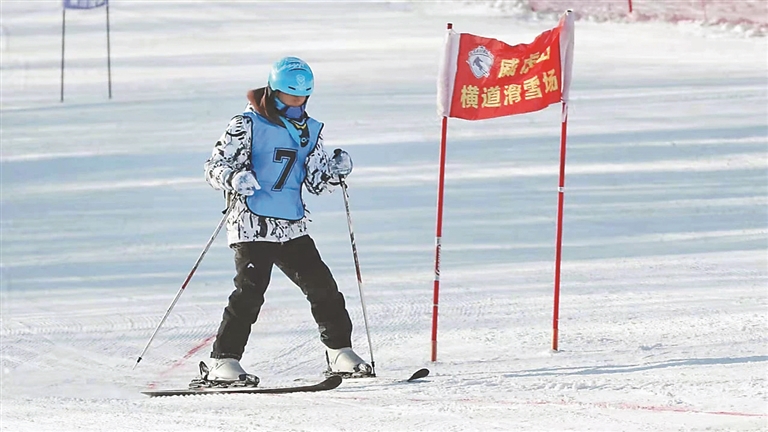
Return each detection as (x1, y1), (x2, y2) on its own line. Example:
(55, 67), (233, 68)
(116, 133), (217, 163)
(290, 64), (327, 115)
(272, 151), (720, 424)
(230, 170), (261, 196)
(329, 149), (353, 177)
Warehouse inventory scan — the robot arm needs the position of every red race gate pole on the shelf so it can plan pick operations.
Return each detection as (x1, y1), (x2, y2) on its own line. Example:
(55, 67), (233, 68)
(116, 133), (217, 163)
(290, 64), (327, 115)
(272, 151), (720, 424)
(552, 101), (569, 351)
(431, 113), (449, 362)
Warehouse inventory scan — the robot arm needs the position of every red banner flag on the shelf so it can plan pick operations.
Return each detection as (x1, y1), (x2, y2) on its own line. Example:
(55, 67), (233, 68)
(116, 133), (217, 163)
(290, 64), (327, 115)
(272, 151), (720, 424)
(438, 15), (573, 121)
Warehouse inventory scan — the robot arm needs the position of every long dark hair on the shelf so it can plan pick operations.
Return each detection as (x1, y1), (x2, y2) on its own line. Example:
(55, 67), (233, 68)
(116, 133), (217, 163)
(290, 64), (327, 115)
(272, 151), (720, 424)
(246, 87), (283, 126)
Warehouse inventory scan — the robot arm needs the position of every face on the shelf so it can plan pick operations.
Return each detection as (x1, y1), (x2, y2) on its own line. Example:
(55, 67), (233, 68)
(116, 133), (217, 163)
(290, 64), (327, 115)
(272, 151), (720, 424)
(276, 91), (307, 107)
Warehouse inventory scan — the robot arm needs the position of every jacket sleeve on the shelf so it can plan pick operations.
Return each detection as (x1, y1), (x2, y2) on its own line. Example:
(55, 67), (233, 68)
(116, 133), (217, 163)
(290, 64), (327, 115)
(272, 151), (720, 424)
(204, 115), (252, 191)
(304, 135), (339, 196)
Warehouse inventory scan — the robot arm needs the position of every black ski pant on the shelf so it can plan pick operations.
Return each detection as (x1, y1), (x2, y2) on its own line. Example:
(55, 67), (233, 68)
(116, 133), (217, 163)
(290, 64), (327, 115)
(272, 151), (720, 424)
(211, 235), (353, 360)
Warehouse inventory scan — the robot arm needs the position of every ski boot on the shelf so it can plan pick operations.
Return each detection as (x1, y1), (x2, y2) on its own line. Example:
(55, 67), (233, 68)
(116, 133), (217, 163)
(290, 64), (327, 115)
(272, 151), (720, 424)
(189, 359), (260, 389)
(324, 347), (374, 378)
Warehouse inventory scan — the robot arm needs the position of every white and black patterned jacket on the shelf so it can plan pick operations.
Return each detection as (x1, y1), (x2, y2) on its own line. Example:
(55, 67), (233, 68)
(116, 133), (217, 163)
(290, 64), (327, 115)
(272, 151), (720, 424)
(204, 105), (338, 245)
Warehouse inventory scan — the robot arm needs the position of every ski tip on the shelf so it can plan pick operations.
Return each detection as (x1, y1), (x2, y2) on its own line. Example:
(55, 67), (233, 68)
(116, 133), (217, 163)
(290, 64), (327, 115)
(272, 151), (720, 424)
(407, 368), (430, 382)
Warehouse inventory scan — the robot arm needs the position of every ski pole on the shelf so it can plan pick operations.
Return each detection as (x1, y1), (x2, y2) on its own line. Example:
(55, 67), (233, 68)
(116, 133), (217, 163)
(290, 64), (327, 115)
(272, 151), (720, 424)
(339, 178), (376, 375)
(133, 197), (237, 369)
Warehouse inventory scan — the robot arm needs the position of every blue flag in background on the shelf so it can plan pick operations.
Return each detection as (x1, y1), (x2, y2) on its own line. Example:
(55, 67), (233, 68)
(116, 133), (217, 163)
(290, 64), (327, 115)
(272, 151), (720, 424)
(63, 0), (107, 9)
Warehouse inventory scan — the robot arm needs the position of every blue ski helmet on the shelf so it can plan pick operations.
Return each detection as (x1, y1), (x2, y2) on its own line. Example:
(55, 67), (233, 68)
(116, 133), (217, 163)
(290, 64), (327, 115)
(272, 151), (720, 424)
(268, 57), (314, 97)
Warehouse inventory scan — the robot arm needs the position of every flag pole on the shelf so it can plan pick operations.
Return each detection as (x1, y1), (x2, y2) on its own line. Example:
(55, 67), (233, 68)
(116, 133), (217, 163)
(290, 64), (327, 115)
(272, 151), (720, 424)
(552, 101), (568, 351)
(105, 0), (112, 99)
(431, 21), (453, 362)
(431, 111), (449, 362)
(552, 9), (574, 352)
(60, 7), (66, 102)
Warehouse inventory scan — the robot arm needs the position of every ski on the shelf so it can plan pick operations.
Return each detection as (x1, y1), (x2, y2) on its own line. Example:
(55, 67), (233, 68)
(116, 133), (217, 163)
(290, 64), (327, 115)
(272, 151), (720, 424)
(310, 368), (429, 384)
(406, 368), (429, 382)
(142, 374), (341, 397)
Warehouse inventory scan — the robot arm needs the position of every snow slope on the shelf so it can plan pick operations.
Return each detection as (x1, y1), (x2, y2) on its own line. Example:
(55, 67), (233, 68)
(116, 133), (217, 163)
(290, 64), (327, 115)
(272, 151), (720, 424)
(1, 1), (766, 431)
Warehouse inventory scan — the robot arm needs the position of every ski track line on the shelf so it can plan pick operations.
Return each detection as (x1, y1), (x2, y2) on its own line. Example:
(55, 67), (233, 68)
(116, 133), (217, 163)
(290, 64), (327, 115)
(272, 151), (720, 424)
(260, 336), (319, 377)
(329, 394), (767, 418)
(146, 334), (216, 389)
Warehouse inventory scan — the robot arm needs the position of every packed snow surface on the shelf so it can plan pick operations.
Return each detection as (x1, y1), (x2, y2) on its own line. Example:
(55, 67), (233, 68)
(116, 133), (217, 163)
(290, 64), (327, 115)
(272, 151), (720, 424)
(1, 1), (766, 431)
